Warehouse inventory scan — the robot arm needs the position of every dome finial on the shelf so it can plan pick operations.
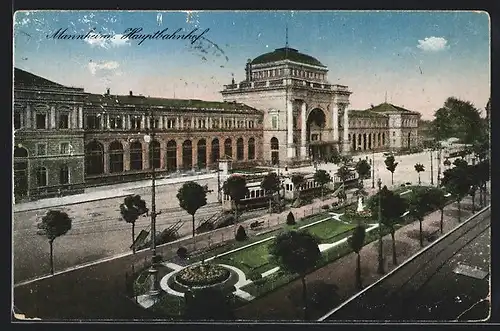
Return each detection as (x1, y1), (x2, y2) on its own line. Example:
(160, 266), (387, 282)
(285, 24), (289, 48)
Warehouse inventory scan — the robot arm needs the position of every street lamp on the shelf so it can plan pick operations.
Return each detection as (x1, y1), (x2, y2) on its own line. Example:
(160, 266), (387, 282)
(144, 113), (161, 297)
(371, 149), (375, 189)
(377, 177), (384, 275)
(436, 144), (442, 187)
(429, 148), (434, 186)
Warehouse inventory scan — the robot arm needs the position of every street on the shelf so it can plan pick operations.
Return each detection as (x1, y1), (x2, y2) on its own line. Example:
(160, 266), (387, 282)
(321, 208), (490, 321)
(12, 150), (460, 283)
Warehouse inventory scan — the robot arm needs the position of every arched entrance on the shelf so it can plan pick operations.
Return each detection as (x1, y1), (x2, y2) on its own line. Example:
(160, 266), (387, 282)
(85, 141), (104, 175)
(248, 138), (255, 160)
(236, 138), (244, 161)
(166, 140), (177, 171)
(197, 139), (207, 168)
(129, 141), (143, 171)
(182, 140), (193, 170)
(14, 146), (28, 199)
(149, 140), (161, 169)
(211, 138), (220, 163)
(306, 108), (327, 160)
(270, 137), (279, 165)
(224, 138), (232, 159)
(109, 141), (124, 173)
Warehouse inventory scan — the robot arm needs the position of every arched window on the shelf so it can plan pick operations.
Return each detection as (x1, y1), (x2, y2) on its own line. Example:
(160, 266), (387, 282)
(14, 146), (28, 158)
(36, 167), (47, 187)
(270, 137), (279, 150)
(224, 138), (232, 158)
(248, 138), (255, 160)
(270, 137), (279, 165)
(211, 138), (220, 163)
(149, 140), (161, 169)
(166, 140), (177, 172)
(109, 141), (124, 173)
(236, 138), (244, 161)
(130, 141), (143, 171)
(197, 139), (207, 168)
(182, 140), (193, 170)
(85, 141), (104, 175)
(382, 132), (386, 145)
(59, 165), (69, 184)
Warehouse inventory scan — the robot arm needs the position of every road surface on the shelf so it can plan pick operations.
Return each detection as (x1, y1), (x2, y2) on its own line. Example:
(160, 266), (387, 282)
(320, 208), (490, 322)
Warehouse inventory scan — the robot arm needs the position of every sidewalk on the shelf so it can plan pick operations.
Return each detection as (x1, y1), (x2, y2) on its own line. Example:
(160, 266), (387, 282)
(13, 172), (216, 213)
(234, 193), (490, 320)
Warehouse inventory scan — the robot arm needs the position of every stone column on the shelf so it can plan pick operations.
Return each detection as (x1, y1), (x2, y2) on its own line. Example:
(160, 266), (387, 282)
(206, 139), (212, 168)
(100, 114), (105, 130)
(123, 142), (130, 171)
(122, 115), (126, 130)
(26, 104), (32, 128)
(176, 140), (183, 170)
(159, 116), (164, 129)
(106, 114), (111, 129)
(192, 140), (198, 170)
(300, 101), (307, 159)
(50, 106), (56, 129)
(142, 142), (149, 170)
(342, 105), (350, 154)
(71, 107), (77, 129)
(333, 102), (339, 141)
(287, 99), (295, 158)
(141, 115), (146, 130)
(159, 141), (165, 169)
(78, 106), (83, 128)
(103, 143), (110, 174)
(243, 138), (249, 161)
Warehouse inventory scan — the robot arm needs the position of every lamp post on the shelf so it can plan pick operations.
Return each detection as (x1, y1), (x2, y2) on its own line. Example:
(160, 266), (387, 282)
(144, 112), (160, 297)
(377, 177), (384, 275)
(371, 149), (375, 189)
(430, 149), (434, 186)
(437, 144), (442, 187)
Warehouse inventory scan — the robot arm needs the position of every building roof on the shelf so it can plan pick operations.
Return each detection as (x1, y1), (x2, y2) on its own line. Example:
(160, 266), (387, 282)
(85, 93), (262, 114)
(14, 68), (68, 88)
(367, 102), (420, 115)
(348, 110), (388, 118)
(251, 47), (326, 68)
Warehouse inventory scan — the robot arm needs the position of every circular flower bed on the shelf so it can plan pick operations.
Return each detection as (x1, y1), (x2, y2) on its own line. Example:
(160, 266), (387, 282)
(175, 264), (230, 287)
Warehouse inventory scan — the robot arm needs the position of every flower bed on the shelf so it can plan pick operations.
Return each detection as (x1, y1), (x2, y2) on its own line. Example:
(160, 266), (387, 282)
(175, 264), (231, 287)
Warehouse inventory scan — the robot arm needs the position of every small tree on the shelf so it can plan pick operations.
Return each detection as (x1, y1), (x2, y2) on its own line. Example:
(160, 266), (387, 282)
(269, 231), (321, 321)
(355, 159), (371, 187)
(427, 187), (447, 234)
(468, 165), (480, 213)
(261, 172), (281, 214)
(348, 225), (366, 290)
(291, 173), (306, 201)
(120, 195), (148, 254)
(442, 167), (472, 222)
(384, 155), (399, 185)
(222, 175), (249, 231)
(314, 169), (332, 200)
(235, 225), (248, 241)
(177, 181), (208, 243)
(414, 163), (425, 185)
(330, 147), (342, 165)
(286, 211), (296, 225)
(367, 186), (407, 266)
(408, 189), (432, 247)
(36, 210), (72, 275)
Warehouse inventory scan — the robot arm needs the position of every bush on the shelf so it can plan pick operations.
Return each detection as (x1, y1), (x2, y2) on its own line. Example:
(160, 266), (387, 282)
(253, 278), (267, 286)
(321, 204), (330, 210)
(248, 270), (263, 281)
(286, 212), (296, 225)
(235, 225), (248, 241)
(177, 247), (188, 259)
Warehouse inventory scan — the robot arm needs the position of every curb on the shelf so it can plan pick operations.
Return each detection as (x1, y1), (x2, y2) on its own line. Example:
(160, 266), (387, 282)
(318, 203), (491, 321)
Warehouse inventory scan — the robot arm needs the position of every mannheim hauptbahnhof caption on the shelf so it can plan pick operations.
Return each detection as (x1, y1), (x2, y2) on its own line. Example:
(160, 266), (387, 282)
(13, 46), (421, 202)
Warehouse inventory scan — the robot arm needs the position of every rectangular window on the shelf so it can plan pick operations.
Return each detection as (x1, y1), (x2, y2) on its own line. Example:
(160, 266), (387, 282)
(58, 113), (69, 129)
(392, 132), (395, 136)
(60, 142), (70, 154)
(130, 117), (141, 129)
(167, 118), (175, 129)
(14, 111), (21, 129)
(110, 116), (123, 129)
(212, 119), (219, 129)
(36, 167), (47, 187)
(36, 143), (46, 156)
(184, 118), (191, 129)
(86, 115), (100, 129)
(36, 113), (46, 129)
(272, 116), (278, 129)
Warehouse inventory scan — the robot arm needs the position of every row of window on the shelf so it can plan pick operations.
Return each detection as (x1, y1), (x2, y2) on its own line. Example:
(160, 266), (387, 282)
(13, 165), (70, 188)
(14, 111), (71, 130)
(31, 142), (73, 156)
(252, 68), (325, 81)
(85, 115), (256, 130)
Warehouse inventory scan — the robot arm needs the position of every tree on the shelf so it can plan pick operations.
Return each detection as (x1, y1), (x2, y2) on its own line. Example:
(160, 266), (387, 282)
(329, 147), (342, 165)
(269, 231), (321, 320)
(36, 210), (72, 275)
(222, 174), (249, 230)
(336, 165), (352, 204)
(426, 187), (447, 234)
(414, 163), (425, 185)
(286, 211), (296, 225)
(177, 181), (208, 243)
(120, 195), (148, 254)
(261, 172), (281, 214)
(348, 225), (366, 290)
(235, 225), (248, 241)
(184, 287), (235, 320)
(407, 188), (433, 247)
(291, 173), (305, 201)
(367, 186), (407, 266)
(441, 167), (472, 222)
(432, 97), (484, 144)
(384, 155), (398, 185)
(355, 159), (371, 187)
(476, 160), (490, 207)
(313, 169), (332, 200)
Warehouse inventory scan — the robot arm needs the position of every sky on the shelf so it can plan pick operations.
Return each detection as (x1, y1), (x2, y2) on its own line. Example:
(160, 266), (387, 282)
(13, 10), (490, 120)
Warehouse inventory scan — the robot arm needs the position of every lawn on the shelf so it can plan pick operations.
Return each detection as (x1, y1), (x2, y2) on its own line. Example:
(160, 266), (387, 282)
(215, 241), (275, 276)
(304, 220), (356, 243)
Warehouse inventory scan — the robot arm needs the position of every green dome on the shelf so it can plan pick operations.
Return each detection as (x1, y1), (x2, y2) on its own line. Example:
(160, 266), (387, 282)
(251, 47), (325, 67)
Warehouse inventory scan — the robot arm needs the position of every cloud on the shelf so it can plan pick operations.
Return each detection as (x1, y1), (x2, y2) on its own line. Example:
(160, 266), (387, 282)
(85, 34), (131, 49)
(88, 61), (120, 76)
(417, 36), (449, 52)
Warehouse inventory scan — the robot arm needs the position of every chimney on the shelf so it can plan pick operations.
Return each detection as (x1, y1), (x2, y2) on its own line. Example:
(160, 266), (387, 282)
(106, 88), (110, 95)
(129, 91), (133, 96)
